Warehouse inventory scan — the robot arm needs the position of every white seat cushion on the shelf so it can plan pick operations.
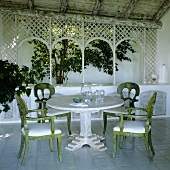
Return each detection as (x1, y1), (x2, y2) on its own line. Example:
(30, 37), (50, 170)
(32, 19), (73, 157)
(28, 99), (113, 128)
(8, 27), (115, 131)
(27, 112), (38, 118)
(114, 120), (151, 133)
(104, 106), (128, 114)
(21, 122), (61, 136)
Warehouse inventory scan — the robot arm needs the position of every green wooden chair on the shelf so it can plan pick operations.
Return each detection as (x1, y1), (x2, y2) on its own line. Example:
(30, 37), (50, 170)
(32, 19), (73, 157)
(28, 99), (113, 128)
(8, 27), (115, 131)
(103, 82), (140, 134)
(15, 94), (62, 166)
(34, 83), (71, 135)
(113, 92), (157, 161)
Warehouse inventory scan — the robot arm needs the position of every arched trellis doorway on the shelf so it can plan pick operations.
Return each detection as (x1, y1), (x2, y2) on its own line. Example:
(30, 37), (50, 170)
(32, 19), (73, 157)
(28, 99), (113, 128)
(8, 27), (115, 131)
(17, 37), (50, 66)
(18, 37), (115, 84)
(52, 37), (83, 84)
(115, 38), (144, 83)
(84, 37), (114, 84)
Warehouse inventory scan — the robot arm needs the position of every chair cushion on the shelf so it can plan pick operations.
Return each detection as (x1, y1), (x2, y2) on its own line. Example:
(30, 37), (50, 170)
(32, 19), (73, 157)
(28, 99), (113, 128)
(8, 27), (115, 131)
(21, 122), (61, 136)
(104, 106), (128, 114)
(114, 120), (151, 133)
(46, 107), (70, 116)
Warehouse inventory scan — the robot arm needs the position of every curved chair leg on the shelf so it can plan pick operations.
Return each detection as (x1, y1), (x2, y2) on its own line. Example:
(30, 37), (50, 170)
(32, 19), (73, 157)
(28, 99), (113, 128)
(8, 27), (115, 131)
(21, 138), (29, 165)
(18, 135), (25, 159)
(149, 130), (155, 155)
(67, 113), (71, 135)
(57, 135), (62, 162)
(145, 134), (153, 161)
(49, 138), (53, 151)
(103, 112), (107, 134)
(119, 135), (124, 149)
(113, 133), (117, 159)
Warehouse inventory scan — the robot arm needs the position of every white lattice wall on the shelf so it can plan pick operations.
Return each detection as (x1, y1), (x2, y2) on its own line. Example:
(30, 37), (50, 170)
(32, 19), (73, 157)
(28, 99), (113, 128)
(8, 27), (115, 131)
(144, 29), (157, 82)
(0, 12), (157, 83)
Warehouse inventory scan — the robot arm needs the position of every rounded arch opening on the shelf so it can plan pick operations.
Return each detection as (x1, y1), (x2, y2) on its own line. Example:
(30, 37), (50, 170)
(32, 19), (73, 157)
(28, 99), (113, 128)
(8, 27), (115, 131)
(52, 38), (82, 84)
(115, 39), (143, 83)
(18, 38), (51, 83)
(84, 38), (114, 84)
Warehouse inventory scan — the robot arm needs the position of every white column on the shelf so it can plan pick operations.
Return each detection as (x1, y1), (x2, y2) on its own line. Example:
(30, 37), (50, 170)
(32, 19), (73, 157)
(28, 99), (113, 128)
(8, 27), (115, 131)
(80, 111), (92, 137)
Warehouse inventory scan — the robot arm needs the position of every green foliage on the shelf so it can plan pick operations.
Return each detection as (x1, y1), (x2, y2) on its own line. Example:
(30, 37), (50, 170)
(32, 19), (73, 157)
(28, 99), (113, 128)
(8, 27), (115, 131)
(29, 39), (135, 84)
(85, 40), (114, 75)
(0, 60), (36, 113)
(115, 40), (136, 71)
(52, 40), (82, 84)
(29, 39), (82, 84)
(85, 39), (135, 73)
(30, 40), (50, 81)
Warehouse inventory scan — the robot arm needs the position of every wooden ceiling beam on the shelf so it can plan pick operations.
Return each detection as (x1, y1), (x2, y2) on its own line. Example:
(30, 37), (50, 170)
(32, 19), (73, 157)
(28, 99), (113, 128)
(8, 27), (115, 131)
(124, 0), (139, 19)
(93, 0), (103, 15)
(153, 0), (170, 21)
(0, 1), (25, 8)
(60, 0), (68, 14)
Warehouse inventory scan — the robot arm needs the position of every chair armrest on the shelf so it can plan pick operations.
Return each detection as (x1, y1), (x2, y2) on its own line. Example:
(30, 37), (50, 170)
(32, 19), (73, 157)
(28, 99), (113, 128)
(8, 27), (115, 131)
(26, 116), (53, 122)
(28, 108), (46, 113)
(121, 114), (147, 119)
(125, 106), (146, 113)
(26, 108), (47, 118)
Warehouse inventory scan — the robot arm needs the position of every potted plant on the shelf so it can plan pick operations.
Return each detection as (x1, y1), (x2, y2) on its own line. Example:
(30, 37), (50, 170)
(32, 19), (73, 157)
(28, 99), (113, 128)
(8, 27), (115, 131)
(0, 60), (36, 113)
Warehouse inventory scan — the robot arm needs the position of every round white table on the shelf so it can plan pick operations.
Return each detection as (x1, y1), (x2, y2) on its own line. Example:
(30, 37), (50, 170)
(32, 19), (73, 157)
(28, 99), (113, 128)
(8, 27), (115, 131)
(47, 95), (124, 151)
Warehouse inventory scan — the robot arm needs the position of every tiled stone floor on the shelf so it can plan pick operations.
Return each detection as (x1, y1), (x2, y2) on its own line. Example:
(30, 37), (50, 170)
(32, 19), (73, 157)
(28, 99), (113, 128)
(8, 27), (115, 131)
(0, 117), (170, 170)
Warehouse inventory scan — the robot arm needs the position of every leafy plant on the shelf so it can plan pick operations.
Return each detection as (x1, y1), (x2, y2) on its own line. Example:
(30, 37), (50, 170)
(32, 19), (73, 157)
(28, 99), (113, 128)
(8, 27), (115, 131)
(29, 39), (82, 84)
(115, 40), (136, 71)
(0, 60), (36, 113)
(52, 39), (82, 84)
(29, 39), (135, 84)
(30, 40), (50, 81)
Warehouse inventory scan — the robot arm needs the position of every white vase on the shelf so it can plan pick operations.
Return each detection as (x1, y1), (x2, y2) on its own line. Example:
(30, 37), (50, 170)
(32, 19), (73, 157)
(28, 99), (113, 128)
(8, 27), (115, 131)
(159, 64), (168, 83)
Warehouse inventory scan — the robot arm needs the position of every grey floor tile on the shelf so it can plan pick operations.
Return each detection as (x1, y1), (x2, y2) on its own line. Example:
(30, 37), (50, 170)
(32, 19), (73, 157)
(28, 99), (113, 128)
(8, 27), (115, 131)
(0, 118), (170, 170)
(155, 163), (170, 170)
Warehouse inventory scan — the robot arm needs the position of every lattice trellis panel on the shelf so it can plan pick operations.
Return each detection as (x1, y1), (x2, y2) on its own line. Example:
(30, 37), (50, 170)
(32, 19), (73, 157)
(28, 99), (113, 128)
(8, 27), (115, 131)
(1, 13), (17, 63)
(144, 28), (157, 83)
(1, 12), (157, 83)
(84, 22), (114, 43)
(51, 19), (83, 45)
(17, 15), (51, 46)
(115, 25), (157, 82)
(115, 25), (145, 46)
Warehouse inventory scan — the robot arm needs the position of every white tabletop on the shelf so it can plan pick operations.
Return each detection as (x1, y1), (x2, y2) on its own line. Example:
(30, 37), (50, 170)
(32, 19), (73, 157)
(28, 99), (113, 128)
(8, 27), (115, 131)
(47, 95), (124, 112)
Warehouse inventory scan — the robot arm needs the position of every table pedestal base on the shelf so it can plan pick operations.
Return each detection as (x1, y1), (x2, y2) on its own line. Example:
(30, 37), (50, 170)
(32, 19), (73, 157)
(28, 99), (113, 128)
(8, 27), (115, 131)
(65, 134), (107, 151)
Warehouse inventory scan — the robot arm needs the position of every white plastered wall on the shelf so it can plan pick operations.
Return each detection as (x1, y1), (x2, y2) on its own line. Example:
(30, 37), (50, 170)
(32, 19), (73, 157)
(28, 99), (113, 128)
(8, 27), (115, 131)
(157, 9), (170, 84)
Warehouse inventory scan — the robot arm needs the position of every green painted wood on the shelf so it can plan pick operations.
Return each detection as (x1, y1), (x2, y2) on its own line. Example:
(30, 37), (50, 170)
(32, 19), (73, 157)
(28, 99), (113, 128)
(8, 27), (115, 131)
(113, 92), (157, 161)
(103, 82), (140, 134)
(15, 94), (62, 165)
(34, 83), (71, 135)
